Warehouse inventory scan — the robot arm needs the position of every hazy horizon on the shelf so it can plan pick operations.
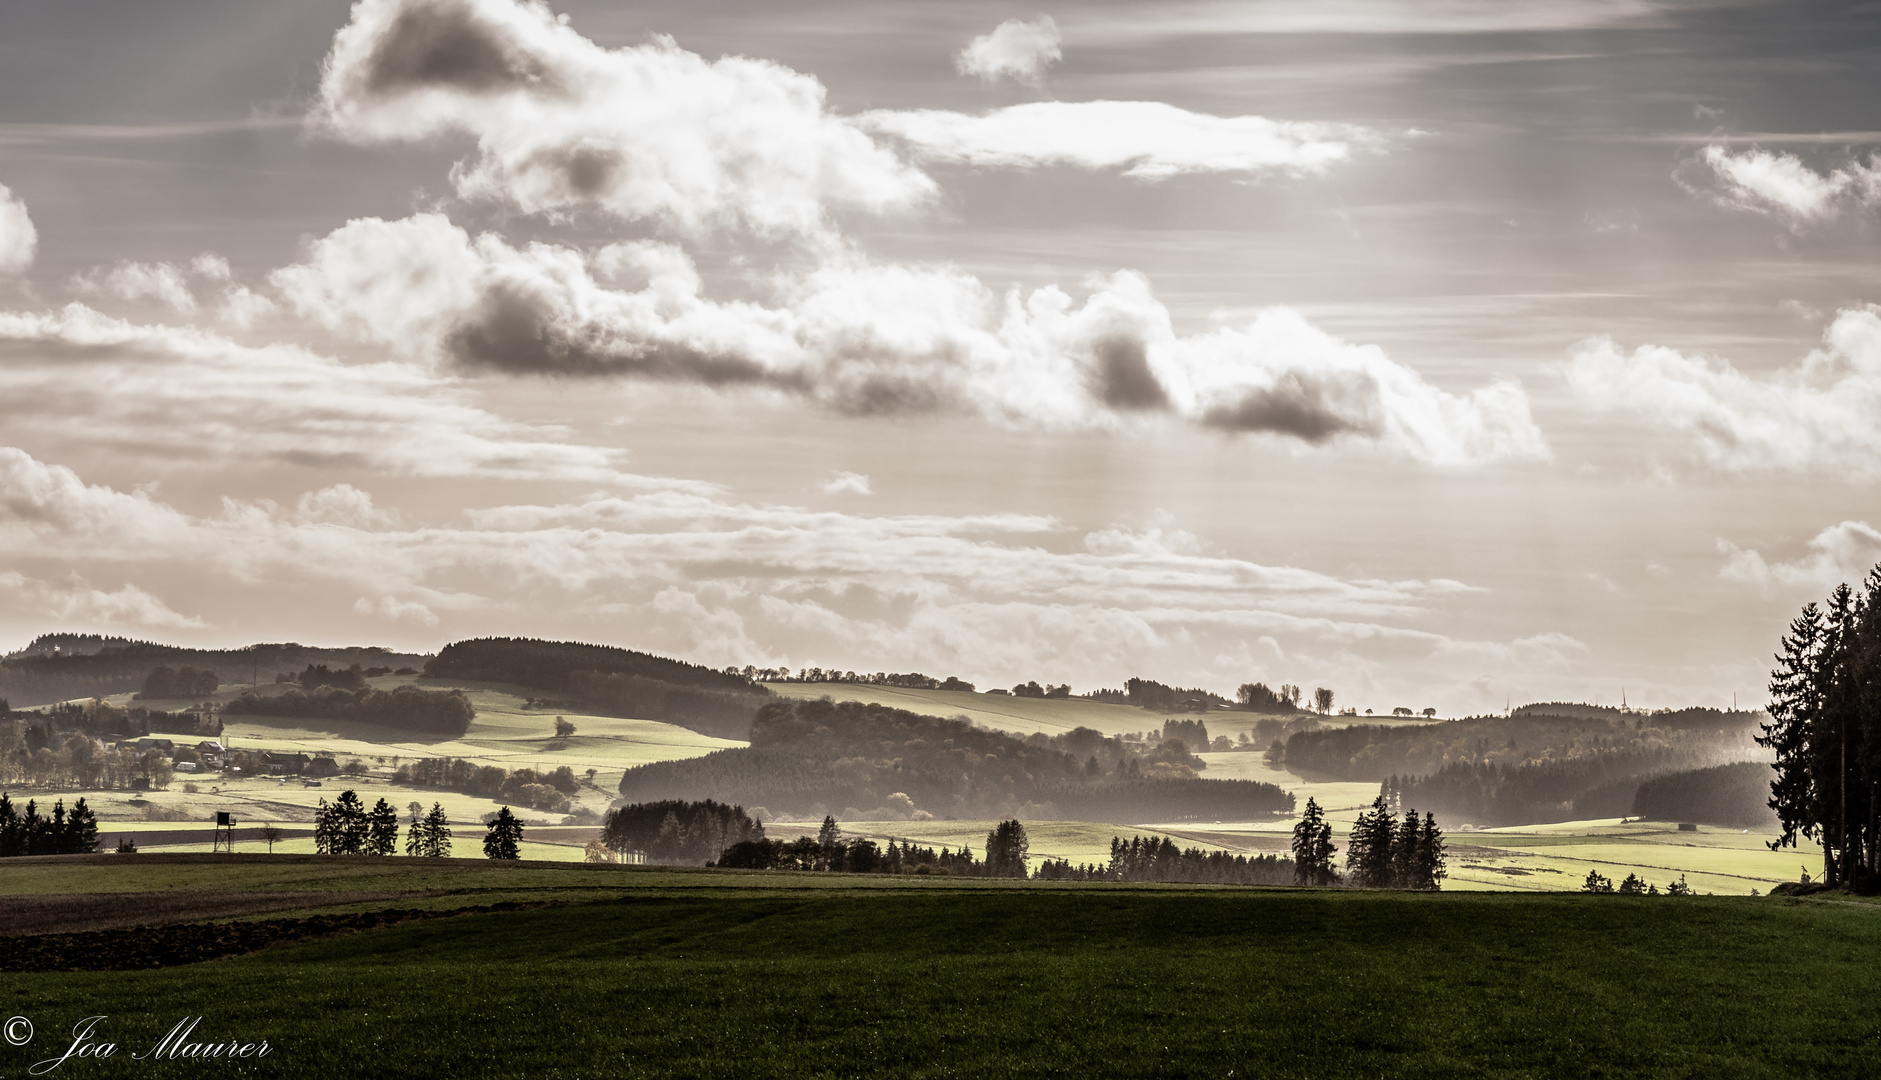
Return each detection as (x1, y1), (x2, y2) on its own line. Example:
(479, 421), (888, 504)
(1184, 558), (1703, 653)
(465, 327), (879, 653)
(3, 0), (1878, 715)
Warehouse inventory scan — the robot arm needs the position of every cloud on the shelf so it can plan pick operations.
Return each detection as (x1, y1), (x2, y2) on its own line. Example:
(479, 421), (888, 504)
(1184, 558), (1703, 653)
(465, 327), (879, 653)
(955, 16), (1062, 87)
(0, 183), (35, 274)
(0, 303), (634, 483)
(74, 261), (200, 313)
(353, 594), (440, 626)
(0, 572), (205, 630)
(1565, 305), (1881, 476)
(0, 445), (191, 549)
(1692, 145), (1881, 223)
(857, 101), (1380, 180)
(1720, 521), (1881, 590)
(70, 255), (281, 326)
(315, 0), (935, 240)
(822, 471), (871, 495)
(274, 213), (1547, 465)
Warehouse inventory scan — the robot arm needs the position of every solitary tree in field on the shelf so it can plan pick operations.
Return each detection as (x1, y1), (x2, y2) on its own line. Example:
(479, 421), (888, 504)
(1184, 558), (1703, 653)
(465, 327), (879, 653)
(260, 822), (281, 854)
(1291, 798), (1337, 886)
(984, 820), (1030, 878)
(483, 806), (523, 860)
(1313, 687), (1334, 715)
(554, 716), (576, 740)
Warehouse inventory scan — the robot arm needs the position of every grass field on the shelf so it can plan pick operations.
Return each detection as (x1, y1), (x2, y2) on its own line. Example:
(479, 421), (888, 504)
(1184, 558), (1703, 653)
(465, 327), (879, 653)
(2, 856), (1878, 1078)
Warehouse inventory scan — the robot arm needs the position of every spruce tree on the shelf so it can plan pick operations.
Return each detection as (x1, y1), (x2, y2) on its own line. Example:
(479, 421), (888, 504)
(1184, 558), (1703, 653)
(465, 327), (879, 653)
(422, 803), (452, 858)
(365, 797), (400, 855)
(1415, 812), (1447, 890)
(404, 803), (425, 856)
(483, 806), (523, 859)
(1760, 602), (1824, 858)
(0, 793), (20, 858)
(63, 797), (99, 855)
(1390, 808), (1421, 889)
(329, 790), (369, 855)
(1291, 797), (1338, 886)
(1346, 795), (1397, 888)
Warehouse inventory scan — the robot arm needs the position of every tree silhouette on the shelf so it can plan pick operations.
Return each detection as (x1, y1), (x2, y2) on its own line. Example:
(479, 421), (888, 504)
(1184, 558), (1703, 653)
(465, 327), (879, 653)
(366, 797), (399, 855)
(984, 820), (1030, 877)
(1291, 798), (1337, 885)
(483, 806), (523, 859)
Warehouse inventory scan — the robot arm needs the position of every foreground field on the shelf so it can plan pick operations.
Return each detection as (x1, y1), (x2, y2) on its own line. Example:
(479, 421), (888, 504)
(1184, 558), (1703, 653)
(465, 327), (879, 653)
(2, 856), (1877, 1078)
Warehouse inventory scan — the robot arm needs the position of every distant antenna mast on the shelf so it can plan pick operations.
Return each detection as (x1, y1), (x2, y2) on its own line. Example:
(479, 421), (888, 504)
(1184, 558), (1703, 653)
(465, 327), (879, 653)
(1622, 686), (1627, 710)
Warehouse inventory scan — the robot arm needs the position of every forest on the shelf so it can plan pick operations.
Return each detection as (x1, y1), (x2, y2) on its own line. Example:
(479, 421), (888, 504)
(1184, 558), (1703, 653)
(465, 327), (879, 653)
(0, 635), (424, 708)
(614, 698), (1294, 823)
(425, 638), (768, 739)
(1280, 705), (1768, 826)
(225, 684), (475, 738)
(1761, 566), (1881, 888)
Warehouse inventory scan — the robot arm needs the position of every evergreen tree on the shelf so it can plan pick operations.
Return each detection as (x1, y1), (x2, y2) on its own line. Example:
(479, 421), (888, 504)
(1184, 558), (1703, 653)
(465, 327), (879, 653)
(325, 790), (369, 855)
(984, 820), (1030, 878)
(0, 793), (20, 858)
(483, 806), (523, 859)
(1346, 795), (1397, 888)
(404, 802), (425, 856)
(421, 803), (452, 858)
(365, 797), (399, 855)
(1291, 797), (1338, 886)
(313, 797), (336, 855)
(62, 797), (99, 855)
(1390, 807), (1421, 888)
(1414, 812), (1447, 891)
(1581, 870), (1614, 893)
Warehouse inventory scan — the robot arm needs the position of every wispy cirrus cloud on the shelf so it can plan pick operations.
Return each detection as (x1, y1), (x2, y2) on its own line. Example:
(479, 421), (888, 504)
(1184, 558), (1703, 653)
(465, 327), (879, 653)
(857, 102), (1382, 181)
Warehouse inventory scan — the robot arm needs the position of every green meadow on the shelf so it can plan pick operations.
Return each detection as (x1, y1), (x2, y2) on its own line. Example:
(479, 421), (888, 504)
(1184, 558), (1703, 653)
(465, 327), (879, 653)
(2, 856), (1878, 1079)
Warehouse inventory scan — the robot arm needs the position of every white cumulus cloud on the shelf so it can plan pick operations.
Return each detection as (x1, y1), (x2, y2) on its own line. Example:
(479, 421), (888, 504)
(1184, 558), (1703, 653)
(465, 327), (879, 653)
(1566, 305), (1881, 476)
(0, 183), (36, 274)
(314, 0), (935, 241)
(955, 16), (1062, 87)
(1720, 520), (1881, 590)
(822, 471), (872, 495)
(273, 213), (1546, 465)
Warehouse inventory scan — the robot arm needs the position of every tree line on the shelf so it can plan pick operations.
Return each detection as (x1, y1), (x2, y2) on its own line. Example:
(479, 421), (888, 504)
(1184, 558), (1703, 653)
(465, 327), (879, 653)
(1761, 567), (1881, 888)
(714, 816), (1032, 877)
(312, 789), (523, 859)
(0, 793), (100, 856)
(1033, 836), (1293, 885)
(135, 665), (221, 700)
(392, 756), (587, 814)
(615, 698), (1293, 824)
(1288, 796), (1447, 889)
(0, 636), (422, 709)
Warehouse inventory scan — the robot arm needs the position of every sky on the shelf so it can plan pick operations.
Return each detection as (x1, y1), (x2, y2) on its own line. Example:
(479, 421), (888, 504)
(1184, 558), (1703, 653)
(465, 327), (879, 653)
(1, 0), (1878, 714)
